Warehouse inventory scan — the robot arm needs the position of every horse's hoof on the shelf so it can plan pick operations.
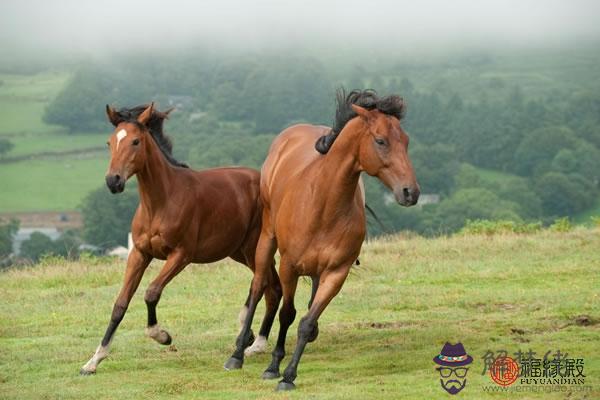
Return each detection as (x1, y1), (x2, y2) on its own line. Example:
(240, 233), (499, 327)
(79, 368), (96, 376)
(262, 369), (280, 380)
(307, 323), (319, 343)
(159, 331), (172, 346)
(276, 381), (296, 391)
(146, 325), (173, 345)
(224, 357), (243, 370)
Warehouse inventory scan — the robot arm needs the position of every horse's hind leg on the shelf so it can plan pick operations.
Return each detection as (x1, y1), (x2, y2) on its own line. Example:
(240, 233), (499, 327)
(245, 261), (282, 356)
(224, 213), (276, 370)
(144, 250), (189, 345)
(306, 276), (319, 343)
(80, 248), (151, 375)
(262, 261), (298, 379)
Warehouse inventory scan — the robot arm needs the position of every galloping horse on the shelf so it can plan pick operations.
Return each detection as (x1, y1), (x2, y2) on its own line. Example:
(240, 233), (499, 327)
(225, 90), (419, 390)
(81, 104), (281, 375)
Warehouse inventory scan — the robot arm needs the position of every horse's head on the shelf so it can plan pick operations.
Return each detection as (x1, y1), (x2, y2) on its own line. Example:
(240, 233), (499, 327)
(104, 103), (155, 194)
(354, 104), (420, 206)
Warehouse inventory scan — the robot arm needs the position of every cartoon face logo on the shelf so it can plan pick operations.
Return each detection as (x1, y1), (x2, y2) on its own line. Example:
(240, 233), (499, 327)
(433, 342), (473, 395)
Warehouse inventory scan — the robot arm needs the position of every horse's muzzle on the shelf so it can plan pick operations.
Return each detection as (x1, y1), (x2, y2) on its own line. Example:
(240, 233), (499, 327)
(106, 174), (125, 194)
(394, 185), (420, 207)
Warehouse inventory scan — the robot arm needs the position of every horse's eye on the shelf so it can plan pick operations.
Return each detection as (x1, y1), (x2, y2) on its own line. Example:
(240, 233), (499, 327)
(132, 138), (140, 146)
(106, 141), (110, 147)
(375, 137), (387, 146)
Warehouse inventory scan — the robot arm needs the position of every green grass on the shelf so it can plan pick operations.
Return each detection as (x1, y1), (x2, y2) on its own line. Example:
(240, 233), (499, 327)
(0, 71), (111, 213)
(6, 132), (106, 158)
(0, 71), (69, 135)
(0, 154), (106, 212)
(1, 230), (598, 399)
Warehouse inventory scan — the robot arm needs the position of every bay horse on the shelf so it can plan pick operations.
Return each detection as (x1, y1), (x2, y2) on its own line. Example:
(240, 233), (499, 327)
(80, 103), (281, 375)
(225, 90), (419, 390)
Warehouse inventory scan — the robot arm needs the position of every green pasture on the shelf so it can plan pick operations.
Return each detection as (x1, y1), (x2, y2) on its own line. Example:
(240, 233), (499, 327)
(5, 132), (106, 158)
(0, 72), (69, 136)
(0, 155), (106, 212)
(1, 230), (598, 399)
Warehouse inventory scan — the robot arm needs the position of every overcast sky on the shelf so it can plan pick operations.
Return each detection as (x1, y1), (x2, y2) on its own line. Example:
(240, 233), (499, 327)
(1, 0), (599, 55)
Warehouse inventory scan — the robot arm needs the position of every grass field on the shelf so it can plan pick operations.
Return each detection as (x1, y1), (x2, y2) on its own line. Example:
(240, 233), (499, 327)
(0, 71), (110, 213)
(1, 230), (598, 399)
(5, 132), (106, 158)
(0, 154), (106, 212)
(0, 72), (68, 136)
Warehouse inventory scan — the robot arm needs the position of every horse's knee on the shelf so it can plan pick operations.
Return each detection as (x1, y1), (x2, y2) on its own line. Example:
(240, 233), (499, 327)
(297, 316), (316, 342)
(144, 285), (161, 306)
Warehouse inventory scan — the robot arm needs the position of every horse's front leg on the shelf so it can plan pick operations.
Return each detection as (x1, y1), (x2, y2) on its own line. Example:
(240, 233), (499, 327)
(144, 249), (189, 345)
(276, 265), (351, 391)
(80, 248), (151, 375)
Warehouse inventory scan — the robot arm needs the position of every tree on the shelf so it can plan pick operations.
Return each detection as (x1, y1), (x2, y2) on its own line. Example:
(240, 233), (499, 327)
(53, 230), (81, 260)
(80, 185), (139, 250)
(0, 219), (19, 259)
(534, 172), (595, 217)
(410, 143), (460, 195)
(0, 138), (13, 157)
(431, 188), (522, 233)
(514, 126), (578, 176)
(20, 232), (56, 262)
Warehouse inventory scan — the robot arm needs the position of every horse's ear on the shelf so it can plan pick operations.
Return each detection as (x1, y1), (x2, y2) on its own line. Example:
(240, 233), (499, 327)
(351, 104), (371, 120)
(137, 103), (154, 125)
(164, 107), (175, 118)
(106, 104), (121, 126)
(155, 107), (174, 120)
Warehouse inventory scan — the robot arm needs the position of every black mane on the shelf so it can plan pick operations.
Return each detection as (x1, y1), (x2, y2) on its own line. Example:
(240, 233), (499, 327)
(113, 104), (189, 168)
(315, 89), (406, 154)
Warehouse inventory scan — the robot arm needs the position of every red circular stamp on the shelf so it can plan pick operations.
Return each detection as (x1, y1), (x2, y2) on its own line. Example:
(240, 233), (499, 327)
(490, 356), (519, 386)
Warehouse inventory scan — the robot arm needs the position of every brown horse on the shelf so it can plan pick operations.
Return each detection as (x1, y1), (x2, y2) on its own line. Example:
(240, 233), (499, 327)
(225, 90), (419, 390)
(80, 103), (281, 375)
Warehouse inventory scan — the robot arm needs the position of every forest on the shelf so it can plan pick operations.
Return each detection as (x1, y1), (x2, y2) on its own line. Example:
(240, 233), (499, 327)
(2, 46), (600, 257)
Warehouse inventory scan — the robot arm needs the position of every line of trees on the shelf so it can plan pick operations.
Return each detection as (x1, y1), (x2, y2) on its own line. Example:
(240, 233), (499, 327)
(40, 52), (600, 240)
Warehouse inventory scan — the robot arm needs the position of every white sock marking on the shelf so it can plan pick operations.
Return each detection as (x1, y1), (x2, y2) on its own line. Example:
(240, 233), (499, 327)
(244, 335), (268, 356)
(116, 129), (127, 151)
(81, 343), (110, 373)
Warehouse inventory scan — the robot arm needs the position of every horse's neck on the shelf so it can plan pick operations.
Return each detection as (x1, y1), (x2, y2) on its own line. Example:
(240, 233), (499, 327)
(136, 138), (177, 216)
(313, 123), (363, 212)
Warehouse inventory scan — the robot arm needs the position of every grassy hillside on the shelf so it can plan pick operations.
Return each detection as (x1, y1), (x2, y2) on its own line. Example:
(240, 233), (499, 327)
(0, 72), (68, 136)
(0, 72), (107, 212)
(0, 155), (106, 212)
(1, 231), (598, 399)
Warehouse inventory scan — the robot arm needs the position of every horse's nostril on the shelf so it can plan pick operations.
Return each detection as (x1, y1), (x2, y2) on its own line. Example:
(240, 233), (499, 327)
(115, 174), (121, 181)
(403, 187), (410, 199)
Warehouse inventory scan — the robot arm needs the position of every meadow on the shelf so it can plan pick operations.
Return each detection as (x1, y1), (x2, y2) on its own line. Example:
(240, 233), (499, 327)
(1, 230), (598, 399)
(0, 155), (106, 212)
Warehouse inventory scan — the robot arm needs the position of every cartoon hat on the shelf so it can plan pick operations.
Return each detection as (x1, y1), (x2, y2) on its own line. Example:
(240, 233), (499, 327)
(433, 342), (473, 367)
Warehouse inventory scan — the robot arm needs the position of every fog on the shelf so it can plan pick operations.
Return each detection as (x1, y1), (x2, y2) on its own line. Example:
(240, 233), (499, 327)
(1, 0), (599, 57)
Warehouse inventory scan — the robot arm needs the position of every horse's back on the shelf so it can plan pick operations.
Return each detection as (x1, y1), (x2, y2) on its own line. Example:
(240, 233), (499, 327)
(261, 124), (328, 204)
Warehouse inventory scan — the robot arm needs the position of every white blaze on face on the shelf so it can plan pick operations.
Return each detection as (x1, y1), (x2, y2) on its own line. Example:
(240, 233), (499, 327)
(116, 129), (127, 151)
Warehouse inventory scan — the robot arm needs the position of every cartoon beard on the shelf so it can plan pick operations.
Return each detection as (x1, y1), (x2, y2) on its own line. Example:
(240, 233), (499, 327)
(440, 378), (467, 395)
